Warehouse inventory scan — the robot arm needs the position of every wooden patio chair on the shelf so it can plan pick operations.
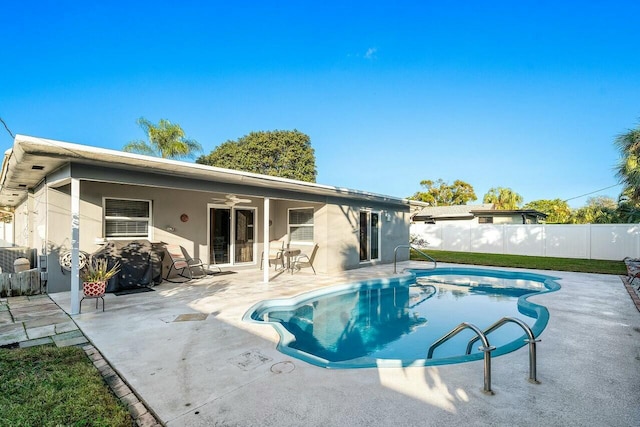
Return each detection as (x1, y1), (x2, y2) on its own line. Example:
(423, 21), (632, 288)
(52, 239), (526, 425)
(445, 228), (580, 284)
(164, 244), (207, 281)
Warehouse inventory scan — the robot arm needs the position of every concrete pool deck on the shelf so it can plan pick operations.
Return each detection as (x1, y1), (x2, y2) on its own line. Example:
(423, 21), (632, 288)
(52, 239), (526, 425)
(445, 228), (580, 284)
(46, 262), (639, 427)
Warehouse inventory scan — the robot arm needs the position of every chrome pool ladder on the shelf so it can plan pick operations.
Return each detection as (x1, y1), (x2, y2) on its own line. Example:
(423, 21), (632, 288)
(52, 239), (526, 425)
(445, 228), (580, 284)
(427, 317), (540, 395)
(393, 244), (437, 273)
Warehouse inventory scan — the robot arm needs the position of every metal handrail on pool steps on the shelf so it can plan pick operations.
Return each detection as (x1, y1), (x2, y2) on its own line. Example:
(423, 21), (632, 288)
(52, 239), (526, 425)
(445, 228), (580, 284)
(466, 317), (541, 385)
(427, 318), (540, 395)
(427, 322), (496, 395)
(393, 244), (437, 273)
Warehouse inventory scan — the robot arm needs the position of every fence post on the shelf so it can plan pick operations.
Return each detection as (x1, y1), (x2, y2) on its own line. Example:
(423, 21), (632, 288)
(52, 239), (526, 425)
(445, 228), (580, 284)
(0, 273), (10, 297)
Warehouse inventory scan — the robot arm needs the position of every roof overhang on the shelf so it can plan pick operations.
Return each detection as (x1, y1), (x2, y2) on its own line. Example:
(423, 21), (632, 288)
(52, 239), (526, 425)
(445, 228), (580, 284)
(0, 135), (409, 208)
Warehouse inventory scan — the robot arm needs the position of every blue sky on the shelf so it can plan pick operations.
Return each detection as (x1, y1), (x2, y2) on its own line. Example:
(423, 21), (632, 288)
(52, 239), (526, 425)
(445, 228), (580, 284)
(1, 1), (639, 207)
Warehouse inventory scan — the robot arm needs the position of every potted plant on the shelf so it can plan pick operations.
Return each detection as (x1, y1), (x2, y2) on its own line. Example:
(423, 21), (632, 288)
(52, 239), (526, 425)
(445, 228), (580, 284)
(81, 258), (120, 297)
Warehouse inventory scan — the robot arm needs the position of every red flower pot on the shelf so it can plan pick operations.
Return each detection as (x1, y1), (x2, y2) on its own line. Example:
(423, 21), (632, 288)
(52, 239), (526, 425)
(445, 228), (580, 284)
(83, 281), (106, 297)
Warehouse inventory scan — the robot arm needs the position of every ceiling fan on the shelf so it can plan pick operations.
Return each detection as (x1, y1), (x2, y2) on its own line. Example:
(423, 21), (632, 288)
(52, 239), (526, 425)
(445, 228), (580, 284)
(211, 194), (252, 206)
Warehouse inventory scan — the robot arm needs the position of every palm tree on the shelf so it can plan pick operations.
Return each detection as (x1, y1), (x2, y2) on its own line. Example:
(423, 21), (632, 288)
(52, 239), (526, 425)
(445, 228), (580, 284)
(124, 117), (202, 159)
(614, 122), (640, 203)
(483, 187), (523, 210)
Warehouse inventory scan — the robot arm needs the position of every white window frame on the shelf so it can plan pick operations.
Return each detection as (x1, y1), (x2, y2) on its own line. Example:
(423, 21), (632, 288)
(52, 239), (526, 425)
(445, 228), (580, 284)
(288, 207), (314, 245)
(103, 197), (152, 240)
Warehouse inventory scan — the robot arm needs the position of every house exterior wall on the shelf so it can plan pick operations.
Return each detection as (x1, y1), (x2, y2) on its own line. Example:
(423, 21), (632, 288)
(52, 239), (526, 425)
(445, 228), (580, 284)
(13, 198), (30, 247)
(323, 203), (410, 271)
(32, 184), (47, 255)
(493, 215), (522, 224)
(474, 214), (528, 225)
(0, 221), (12, 246)
(40, 179), (410, 292)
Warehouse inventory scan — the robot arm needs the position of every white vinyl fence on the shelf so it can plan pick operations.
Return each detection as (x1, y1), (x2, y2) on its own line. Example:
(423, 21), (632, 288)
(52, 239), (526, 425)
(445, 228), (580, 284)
(410, 223), (640, 261)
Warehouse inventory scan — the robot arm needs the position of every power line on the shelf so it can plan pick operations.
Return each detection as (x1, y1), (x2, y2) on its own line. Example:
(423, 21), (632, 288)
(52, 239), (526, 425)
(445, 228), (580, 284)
(563, 183), (623, 202)
(0, 117), (15, 139)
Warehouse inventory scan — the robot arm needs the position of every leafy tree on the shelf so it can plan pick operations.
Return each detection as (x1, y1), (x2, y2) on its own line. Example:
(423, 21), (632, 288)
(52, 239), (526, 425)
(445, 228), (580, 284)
(123, 117), (202, 159)
(523, 199), (572, 223)
(570, 196), (618, 224)
(197, 130), (317, 182)
(409, 179), (477, 206)
(614, 120), (640, 203)
(616, 189), (640, 223)
(483, 187), (523, 210)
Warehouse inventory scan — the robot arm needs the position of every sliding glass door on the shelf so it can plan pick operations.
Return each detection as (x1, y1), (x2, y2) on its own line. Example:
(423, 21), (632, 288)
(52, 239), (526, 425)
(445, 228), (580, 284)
(359, 211), (380, 262)
(209, 206), (256, 265)
(234, 209), (254, 263)
(210, 207), (231, 264)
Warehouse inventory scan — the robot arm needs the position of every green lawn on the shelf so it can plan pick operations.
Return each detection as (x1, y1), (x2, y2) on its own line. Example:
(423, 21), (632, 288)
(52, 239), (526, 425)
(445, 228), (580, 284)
(0, 345), (133, 427)
(412, 249), (626, 275)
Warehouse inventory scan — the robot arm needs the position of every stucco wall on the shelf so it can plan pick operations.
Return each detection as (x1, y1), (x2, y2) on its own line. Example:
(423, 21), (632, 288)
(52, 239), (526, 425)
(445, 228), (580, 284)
(32, 185), (47, 255)
(41, 180), (410, 292)
(13, 198), (30, 247)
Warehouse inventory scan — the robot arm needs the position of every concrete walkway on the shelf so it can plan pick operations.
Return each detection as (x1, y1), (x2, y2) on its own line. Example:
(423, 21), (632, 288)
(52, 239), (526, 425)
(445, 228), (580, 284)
(8, 263), (640, 426)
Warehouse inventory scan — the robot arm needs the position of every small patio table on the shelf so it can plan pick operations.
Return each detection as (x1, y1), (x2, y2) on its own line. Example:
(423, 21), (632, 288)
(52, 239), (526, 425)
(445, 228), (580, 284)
(282, 248), (301, 273)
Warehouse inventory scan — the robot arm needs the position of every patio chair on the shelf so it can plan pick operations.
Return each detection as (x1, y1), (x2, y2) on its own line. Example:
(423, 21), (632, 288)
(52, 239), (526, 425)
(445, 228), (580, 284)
(292, 243), (318, 275)
(624, 257), (640, 288)
(164, 244), (207, 281)
(260, 240), (285, 271)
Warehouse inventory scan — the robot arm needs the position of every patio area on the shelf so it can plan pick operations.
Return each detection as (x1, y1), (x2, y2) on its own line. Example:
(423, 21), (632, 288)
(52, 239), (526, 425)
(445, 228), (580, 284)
(49, 262), (640, 427)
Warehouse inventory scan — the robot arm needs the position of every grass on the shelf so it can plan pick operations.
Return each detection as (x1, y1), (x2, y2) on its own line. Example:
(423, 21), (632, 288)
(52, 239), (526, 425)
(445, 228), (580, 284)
(0, 345), (133, 427)
(413, 249), (626, 275)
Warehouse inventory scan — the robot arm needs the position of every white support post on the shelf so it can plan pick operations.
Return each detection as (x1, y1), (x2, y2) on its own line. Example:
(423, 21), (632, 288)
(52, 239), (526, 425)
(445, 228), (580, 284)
(263, 197), (270, 284)
(70, 178), (80, 315)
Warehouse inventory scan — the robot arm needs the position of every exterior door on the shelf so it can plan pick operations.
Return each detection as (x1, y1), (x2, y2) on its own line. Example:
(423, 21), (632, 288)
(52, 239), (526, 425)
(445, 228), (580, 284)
(210, 207), (231, 264)
(234, 209), (254, 263)
(359, 211), (380, 262)
(209, 205), (256, 265)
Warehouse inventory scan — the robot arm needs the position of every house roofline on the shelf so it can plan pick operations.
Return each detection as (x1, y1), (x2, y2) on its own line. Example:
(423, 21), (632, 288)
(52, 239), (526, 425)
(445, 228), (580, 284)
(0, 134), (408, 207)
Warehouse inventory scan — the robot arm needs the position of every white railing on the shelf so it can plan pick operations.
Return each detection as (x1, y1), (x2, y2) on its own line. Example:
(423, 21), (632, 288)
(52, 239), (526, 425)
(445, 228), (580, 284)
(411, 223), (640, 261)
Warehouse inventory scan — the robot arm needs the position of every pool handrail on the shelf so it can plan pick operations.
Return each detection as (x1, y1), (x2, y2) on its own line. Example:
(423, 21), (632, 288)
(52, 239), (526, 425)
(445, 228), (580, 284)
(466, 316), (541, 384)
(427, 322), (496, 395)
(394, 244), (436, 273)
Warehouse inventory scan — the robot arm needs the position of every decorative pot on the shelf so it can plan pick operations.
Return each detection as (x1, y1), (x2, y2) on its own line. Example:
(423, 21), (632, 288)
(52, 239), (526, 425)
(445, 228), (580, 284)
(83, 281), (106, 297)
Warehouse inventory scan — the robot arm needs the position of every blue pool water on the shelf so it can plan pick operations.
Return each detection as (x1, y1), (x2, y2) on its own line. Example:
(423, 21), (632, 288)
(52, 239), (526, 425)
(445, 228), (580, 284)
(244, 267), (560, 368)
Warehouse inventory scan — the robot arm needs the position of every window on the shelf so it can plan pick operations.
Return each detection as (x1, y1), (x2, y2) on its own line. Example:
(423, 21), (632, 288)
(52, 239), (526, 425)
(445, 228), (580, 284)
(478, 216), (493, 224)
(104, 198), (151, 238)
(288, 208), (314, 243)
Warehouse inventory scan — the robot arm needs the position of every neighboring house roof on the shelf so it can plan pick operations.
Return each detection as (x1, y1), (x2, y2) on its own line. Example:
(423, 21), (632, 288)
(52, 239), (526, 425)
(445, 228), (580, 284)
(0, 135), (408, 208)
(411, 204), (493, 221)
(411, 204), (547, 222)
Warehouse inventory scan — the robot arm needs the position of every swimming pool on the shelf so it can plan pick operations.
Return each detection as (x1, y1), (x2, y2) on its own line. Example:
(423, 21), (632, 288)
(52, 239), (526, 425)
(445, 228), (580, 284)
(244, 267), (560, 368)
